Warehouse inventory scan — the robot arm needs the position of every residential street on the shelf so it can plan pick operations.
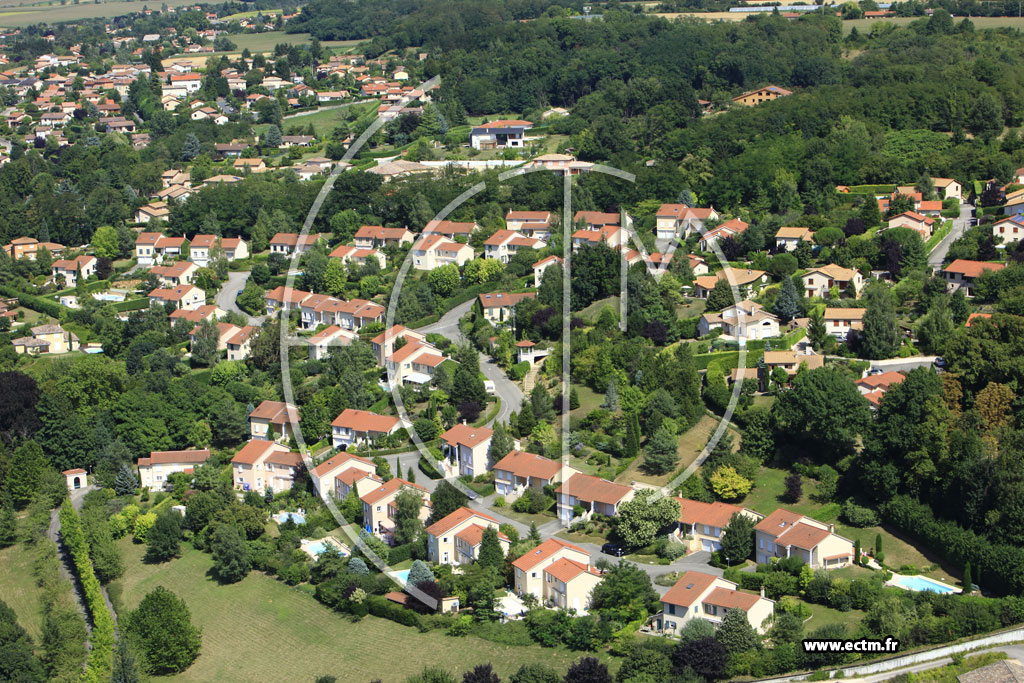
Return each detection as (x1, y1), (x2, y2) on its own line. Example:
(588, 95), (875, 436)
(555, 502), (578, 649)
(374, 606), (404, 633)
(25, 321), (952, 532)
(927, 201), (974, 270)
(216, 270), (265, 326)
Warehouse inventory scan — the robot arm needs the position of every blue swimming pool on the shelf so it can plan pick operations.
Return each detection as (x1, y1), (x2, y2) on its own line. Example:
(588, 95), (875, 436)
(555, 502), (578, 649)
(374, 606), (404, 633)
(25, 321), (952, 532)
(892, 575), (957, 593)
(305, 540), (329, 555)
(394, 569), (410, 584)
(273, 511), (305, 525)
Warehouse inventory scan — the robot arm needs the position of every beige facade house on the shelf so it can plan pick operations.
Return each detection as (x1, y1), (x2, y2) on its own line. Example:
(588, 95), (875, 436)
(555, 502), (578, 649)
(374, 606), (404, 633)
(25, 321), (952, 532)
(411, 234), (474, 271)
(694, 268), (769, 300)
(331, 409), (402, 449)
(506, 210), (552, 238)
(328, 244), (387, 270)
(483, 229), (546, 263)
(755, 509), (854, 568)
(353, 225), (414, 248)
(423, 220), (479, 240)
(135, 232), (185, 265)
(556, 473), (635, 524)
(478, 291), (537, 324)
(231, 440), (302, 494)
(801, 264), (863, 299)
(931, 177), (962, 201)
(513, 538), (592, 601)
(674, 498), (763, 553)
(52, 255), (97, 286)
(307, 325), (357, 360)
(221, 237), (248, 261)
(774, 226), (814, 252)
(224, 325), (256, 361)
(3, 236), (65, 261)
(942, 259), (1005, 298)
(370, 325), (425, 365)
(149, 284), (205, 310)
(697, 300), (779, 339)
(137, 449), (211, 490)
(426, 507), (509, 565)
(361, 478), (430, 543)
(732, 85), (792, 106)
(697, 218), (748, 251)
(269, 232), (325, 255)
(441, 424), (494, 478)
(150, 260), (197, 287)
(493, 449), (577, 500)
(655, 204), (720, 240)
(384, 339), (447, 385)
(992, 216), (1024, 245)
(885, 211), (935, 238)
(248, 400), (299, 443)
(823, 307), (865, 340)
(763, 350), (825, 377)
(308, 451), (378, 499)
(543, 557), (603, 613)
(11, 324), (79, 355)
(656, 570), (775, 635)
(533, 255), (563, 288)
(571, 224), (625, 251)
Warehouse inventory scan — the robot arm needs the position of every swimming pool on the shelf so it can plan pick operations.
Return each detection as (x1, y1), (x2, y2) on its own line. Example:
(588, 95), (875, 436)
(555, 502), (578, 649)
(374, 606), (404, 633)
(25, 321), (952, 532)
(890, 574), (958, 593)
(300, 537), (349, 558)
(305, 540), (330, 555)
(393, 569), (410, 584)
(273, 511), (305, 525)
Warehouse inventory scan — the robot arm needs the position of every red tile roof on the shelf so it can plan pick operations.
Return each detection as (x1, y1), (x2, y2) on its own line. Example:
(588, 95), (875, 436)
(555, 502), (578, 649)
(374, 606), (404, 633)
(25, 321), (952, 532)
(493, 450), (562, 481)
(511, 538), (588, 571)
(555, 473), (633, 506)
(331, 409), (400, 434)
(704, 587), (760, 611)
(675, 498), (745, 528)
(944, 259), (1006, 278)
(544, 557), (600, 582)
(441, 424), (493, 449)
(662, 571), (718, 607)
(425, 506), (499, 537)
(361, 477), (427, 505)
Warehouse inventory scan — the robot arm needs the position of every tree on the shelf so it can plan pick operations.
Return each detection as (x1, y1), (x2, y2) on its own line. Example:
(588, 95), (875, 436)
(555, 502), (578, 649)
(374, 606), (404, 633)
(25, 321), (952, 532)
(854, 538), (861, 565)
(716, 608), (759, 654)
(963, 561), (972, 591)
(0, 494), (16, 547)
(111, 638), (142, 683)
(263, 124), (282, 148)
(564, 657), (612, 683)
(123, 586), (201, 675)
(92, 225), (121, 259)
(773, 276), (801, 323)
(642, 427), (679, 475)
(590, 561), (660, 623)
(807, 307), (828, 351)
(487, 423), (514, 463)
(875, 533), (883, 555)
(463, 663), (500, 683)
(0, 599), (43, 681)
(601, 381), (619, 411)
(237, 280), (266, 316)
(7, 440), (48, 508)
(182, 133), (201, 161)
(529, 521), (541, 544)
(705, 279), (734, 312)
(783, 473), (803, 503)
(477, 526), (505, 570)
(624, 412), (641, 460)
(428, 264), (460, 297)
(408, 559), (434, 587)
(615, 643), (671, 683)
(211, 524), (251, 583)
(114, 463), (138, 496)
(773, 367), (871, 463)
(672, 636), (727, 680)
(511, 663), (561, 683)
(145, 510), (182, 563)
(719, 512), (755, 564)
(616, 489), (681, 550)
(393, 488), (425, 546)
(429, 481), (469, 524)
(860, 284), (901, 359)
(709, 466), (752, 502)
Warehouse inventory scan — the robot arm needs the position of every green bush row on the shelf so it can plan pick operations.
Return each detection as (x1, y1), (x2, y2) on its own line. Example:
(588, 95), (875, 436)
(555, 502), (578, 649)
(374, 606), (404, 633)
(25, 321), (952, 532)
(59, 499), (116, 682)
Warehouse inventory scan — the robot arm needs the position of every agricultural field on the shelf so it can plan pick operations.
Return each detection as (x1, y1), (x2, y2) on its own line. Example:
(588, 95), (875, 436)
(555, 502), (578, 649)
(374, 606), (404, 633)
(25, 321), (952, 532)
(843, 15), (1024, 34)
(0, 0), (199, 28)
(0, 542), (46, 642)
(109, 539), (604, 682)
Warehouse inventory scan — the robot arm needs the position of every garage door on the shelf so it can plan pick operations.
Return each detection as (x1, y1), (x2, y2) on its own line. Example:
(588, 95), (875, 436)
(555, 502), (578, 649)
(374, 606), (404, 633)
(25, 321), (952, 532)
(702, 539), (721, 552)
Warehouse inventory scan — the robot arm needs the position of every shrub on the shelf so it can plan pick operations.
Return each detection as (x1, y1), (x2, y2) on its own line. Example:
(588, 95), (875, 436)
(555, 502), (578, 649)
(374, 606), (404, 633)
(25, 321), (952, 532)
(132, 512), (157, 543)
(841, 499), (880, 527)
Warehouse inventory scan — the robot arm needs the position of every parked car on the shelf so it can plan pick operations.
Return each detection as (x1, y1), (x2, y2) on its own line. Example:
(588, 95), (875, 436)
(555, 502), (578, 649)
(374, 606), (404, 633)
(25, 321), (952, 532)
(601, 542), (625, 557)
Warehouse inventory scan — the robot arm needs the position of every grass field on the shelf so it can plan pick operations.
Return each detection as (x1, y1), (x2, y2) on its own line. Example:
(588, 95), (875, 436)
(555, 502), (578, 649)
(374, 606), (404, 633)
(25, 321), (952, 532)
(0, 542), (46, 642)
(164, 33), (362, 66)
(0, 0), (200, 27)
(804, 602), (866, 633)
(221, 8), (281, 21)
(109, 539), (600, 682)
(578, 296), (621, 323)
(742, 466), (958, 582)
(279, 101), (376, 137)
(843, 15), (1024, 34)
(616, 414), (734, 487)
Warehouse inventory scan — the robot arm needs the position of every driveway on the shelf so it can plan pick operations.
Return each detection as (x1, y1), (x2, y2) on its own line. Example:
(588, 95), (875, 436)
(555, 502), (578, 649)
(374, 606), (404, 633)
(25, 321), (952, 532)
(414, 299), (524, 426)
(868, 355), (939, 374)
(216, 270), (265, 326)
(928, 201), (973, 270)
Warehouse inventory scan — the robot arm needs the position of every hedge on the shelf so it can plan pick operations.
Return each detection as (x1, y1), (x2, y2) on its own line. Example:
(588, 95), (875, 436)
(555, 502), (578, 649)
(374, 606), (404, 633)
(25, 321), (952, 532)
(880, 495), (1024, 596)
(112, 298), (150, 312)
(59, 499), (115, 682)
(365, 594), (422, 628)
(0, 284), (64, 318)
(419, 455), (443, 479)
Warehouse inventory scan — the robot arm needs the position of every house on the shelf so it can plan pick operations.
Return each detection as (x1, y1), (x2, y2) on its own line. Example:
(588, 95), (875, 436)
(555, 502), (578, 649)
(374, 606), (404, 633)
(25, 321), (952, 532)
(221, 237), (248, 261)
(755, 508), (855, 569)
(224, 325), (256, 361)
(441, 423), (494, 479)
(233, 158), (267, 174)
(168, 304), (223, 325)
(698, 218), (749, 251)
(188, 234), (218, 266)
(189, 321), (240, 353)
(571, 224), (625, 251)
(693, 268), (770, 300)
(931, 178), (962, 202)
(855, 371), (905, 407)
(918, 201), (943, 217)
(469, 119), (532, 150)
(268, 232), (325, 255)
(688, 254), (709, 276)
(51, 255), (97, 286)
(135, 202), (170, 224)
(533, 255), (563, 288)
(506, 210), (552, 234)
(307, 297), (385, 331)
(307, 325), (357, 360)
(762, 350), (824, 377)
(656, 571), (775, 635)
(674, 498), (763, 553)
(353, 225), (414, 249)
(574, 211), (620, 230)
(148, 284), (205, 311)
(248, 400), (299, 442)
(137, 449), (211, 490)
(423, 220), (478, 240)
(543, 557), (603, 613)
(362, 478), (430, 543)
(885, 211), (935, 239)
(231, 440), (302, 494)
(774, 226), (814, 252)
(512, 538), (591, 602)
(992, 215), (1024, 245)
(493, 450), (577, 500)
(135, 232), (185, 265)
(328, 245), (386, 270)
(264, 286), (313, 315)
(478, 291), (536, 324)
(655, 205), (720, 240)
(942, 259), (1005, 297)
(732, 85), (792, 106)
(801, 264), (863, 299)
(555, 473), (635, 524)
(3, 237), (64, 261)
(331, 409), (402, 449)
(411, 234), (474, 271)
(150, 261), (197, 287)
(697, 300), (779, 339)
(308, 451), (379, 500)
(370, 325), (426, 365)
(11, 324), (79, 355)
(426, 507), (509, 565)
(823, 307), (865, 340)
(483, 229), (545, 263)
(384, 339), (448, 385)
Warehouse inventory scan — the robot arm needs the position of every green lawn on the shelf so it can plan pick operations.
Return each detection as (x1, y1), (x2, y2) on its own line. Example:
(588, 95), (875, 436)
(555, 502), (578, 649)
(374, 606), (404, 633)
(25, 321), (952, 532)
(570, 383), (605, 420)
(0, 542), (46, 641)
(280, 102), (377, 137)
(803, 602), (866, 634)
(616, 414), (733, 487)
(578, 296), (621, 323)
(109, 539), (597, 682)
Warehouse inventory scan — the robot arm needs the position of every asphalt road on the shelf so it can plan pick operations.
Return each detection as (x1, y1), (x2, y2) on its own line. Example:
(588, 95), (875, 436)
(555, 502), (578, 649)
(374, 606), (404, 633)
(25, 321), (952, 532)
(282, 99), (374, 121)
(216, 271), (265, 326)
(868, 355), (940, 374)
(928, 201), (974, 270)
(415, 299), (524, 426)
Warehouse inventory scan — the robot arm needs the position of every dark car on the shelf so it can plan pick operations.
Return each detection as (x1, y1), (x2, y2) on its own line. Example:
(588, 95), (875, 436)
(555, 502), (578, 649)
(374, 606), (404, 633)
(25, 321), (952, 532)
(933, 357), (948, 369)
(601, 542), (625, 557)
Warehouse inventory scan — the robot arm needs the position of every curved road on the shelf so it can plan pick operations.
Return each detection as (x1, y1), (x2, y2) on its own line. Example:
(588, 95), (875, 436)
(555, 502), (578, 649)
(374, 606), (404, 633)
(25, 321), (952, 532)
(415, 298), (524, 427)
(928, 201), (974, 270)
(216, 271), (266, 326)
